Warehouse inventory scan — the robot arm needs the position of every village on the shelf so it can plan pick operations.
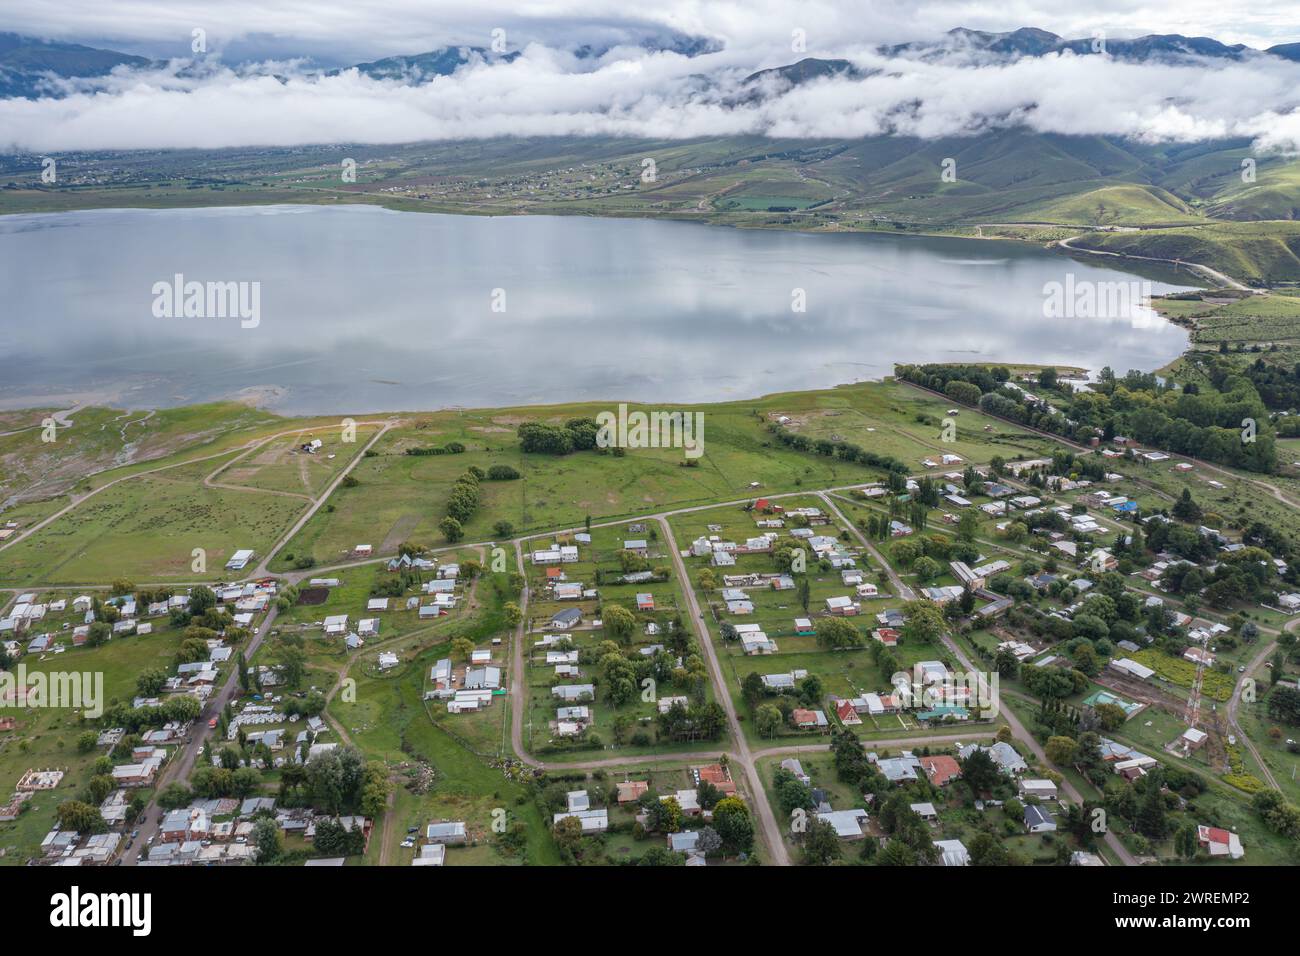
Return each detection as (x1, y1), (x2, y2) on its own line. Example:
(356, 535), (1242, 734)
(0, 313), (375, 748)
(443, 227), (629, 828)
(0, 373), (1297, 868)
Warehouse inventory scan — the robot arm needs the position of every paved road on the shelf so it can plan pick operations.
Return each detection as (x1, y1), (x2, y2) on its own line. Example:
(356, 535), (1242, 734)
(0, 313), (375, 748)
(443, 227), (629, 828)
(1226, 616), (1300, 792)
(121, 605), (280, 865)
(901, 379), (1300, 512)
(656, 515), (790, 865)
(823, 487), (1139, 864)
(1057, 233), (1252, 293)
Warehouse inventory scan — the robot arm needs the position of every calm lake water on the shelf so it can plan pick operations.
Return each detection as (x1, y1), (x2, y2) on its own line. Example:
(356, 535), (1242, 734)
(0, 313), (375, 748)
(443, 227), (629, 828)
(0, 205), (1193, 414)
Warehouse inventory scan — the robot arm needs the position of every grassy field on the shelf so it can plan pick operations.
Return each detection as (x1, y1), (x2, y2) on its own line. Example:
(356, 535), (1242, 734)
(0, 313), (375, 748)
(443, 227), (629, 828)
(0, 475), (307, 585)
(0, 612), (195, 863)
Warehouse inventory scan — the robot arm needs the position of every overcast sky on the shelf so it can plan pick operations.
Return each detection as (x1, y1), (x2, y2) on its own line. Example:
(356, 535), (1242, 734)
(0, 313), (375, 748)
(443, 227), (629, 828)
(6, 0), (1300, 63)
(2, 0), (1300, 152)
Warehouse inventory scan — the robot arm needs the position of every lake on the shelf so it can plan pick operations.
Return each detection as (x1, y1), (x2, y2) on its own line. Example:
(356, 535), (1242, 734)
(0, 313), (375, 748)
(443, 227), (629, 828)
(0, 205), (1193, 414)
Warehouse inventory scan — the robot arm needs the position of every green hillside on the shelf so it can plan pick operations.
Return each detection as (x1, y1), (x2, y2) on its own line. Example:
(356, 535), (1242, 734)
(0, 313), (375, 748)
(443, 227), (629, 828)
(1069, 222), (1300, 285)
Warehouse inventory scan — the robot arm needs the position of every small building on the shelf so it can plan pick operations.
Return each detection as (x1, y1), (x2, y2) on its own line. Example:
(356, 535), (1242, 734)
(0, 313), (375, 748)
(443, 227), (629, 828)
(1019, 779), (1058, 801)
(1024, 804), (1056, 834)
(1197, 825), (1244, 859)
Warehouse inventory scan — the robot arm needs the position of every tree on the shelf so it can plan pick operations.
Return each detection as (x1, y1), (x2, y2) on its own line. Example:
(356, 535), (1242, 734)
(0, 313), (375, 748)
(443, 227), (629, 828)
(188, 585), (216, 617)
(912, 556), (942, 584)
(438, 516), (464, 543)
(503, 602), (522, 628)
(157, 782), (193, 810)
(801, 817), (842, 865)
(603, 604), (637, 644)
(639, 846), (686, 866)
(967, 831), (1012, 865)
(253, 816), (282, 864)
(492, 520), (514, 538)
(1093, 702), (1127, 731)
(901, 599), (947, 644)
(56, 800), (106, 834)
(135, 667), (168, 697)
(276, 645), (306, 689)
(961, 747), (1001, 794)
(1045, 735), (1078, 766)
(755, 703), (783, 739)
(712, 797), (754, 855)
(876, 840), (918, 866)
(1136, 772), (1169, 839)
(450, 637), (475, 661)
(695, 826), (722, 856)
(1174, 822), (1199, 860)
(1172, 489), (1203, 522)
(815, 617), (865, 650)
(647, 796), (683, 834)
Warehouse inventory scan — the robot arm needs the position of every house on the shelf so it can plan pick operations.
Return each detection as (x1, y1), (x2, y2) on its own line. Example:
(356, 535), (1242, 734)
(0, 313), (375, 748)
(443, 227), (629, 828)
(667, 831), (701, 854)
(225, 549), (255, 571)
(780, 758), (810, 785)
(623, 539), (649, 556)
(1024, 804), (1056, 833)
(425, 821), (467, 845)
(1087, 548), (1119, 572)
(553, 808), (609, 833)
(818, 808), (870, 840)
(935, 839), (970, 866)
(551, 608), (582, 630)
(323, 615), (349, 636)
(791, 708), (828, 730)
(553, 582), (583, 601)
(825, 595), (858, 616)
(412, 844), (446, 866)
(636, 593), (655, 611)
(918, 754), (961, 787)
(616, 781), (649, 804)
(872, 628), (899, 647)
(873, 753), (922, 784)
(761, 673), (797, 691)
(835, 699), (861, 726)
(959, 741), (1027, 776)
(1180, 727), (1209, 752)
(553, 684), (595, 701)
(1019, 779), (1058, 801)
(1197, 825), (1244, 859)
(1184, 647), (1215, 666)
(695, 764), (737, 795)
(910, 801), (938, 821)
(1109, 658), (1155, 681)
(464, 666), (502, 691)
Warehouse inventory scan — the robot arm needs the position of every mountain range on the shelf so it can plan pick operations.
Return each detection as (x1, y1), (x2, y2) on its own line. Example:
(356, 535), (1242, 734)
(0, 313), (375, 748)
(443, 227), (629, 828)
(4, 24), (1300, 101)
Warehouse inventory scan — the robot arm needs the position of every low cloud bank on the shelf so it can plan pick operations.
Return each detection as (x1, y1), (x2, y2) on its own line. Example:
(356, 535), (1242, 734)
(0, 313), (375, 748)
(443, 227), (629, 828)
(3, 44), (1300, 153)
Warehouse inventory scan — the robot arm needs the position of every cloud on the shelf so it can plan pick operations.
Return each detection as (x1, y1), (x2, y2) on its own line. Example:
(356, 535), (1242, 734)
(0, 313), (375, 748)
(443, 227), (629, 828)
(7, 0), (1300, 60)
(3, 6), (1300, 153)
